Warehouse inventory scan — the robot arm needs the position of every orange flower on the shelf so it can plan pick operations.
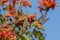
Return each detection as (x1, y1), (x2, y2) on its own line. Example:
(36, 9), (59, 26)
(8, 4), (15, 13)
(0, 0), (8, 3)
(38, 0), (58, 11)
(0, 24), (16, 40)
(34, 20), (45, 30)
(26, 1), (32, 7)
(4, 12), (19, 19)
(29, 14), (33, 19)
(12, 12), (18, 18)
(4, 13), (13, 17)
(13, 0), (18, 6)
(21, 0), (32, 7)
(28, 14), (34, 23)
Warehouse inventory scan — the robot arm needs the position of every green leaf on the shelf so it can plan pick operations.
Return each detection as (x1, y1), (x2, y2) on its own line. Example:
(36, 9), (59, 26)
(0, 28), (7, 31)
(33, 29), (44, 40)
(31, 23), (35, 27)
(0, 15), (7, 25)
(23, 34), (31, 40)
(8, 24), (15, 29)
(25, 10), (28, 22)
(16, 32), (26, 40)
(0, 19), (3, 24)
(25, 31), (32, 37)
(6, 37), (10, 40)
(0, 17), (6, 24)
(19, 39), (21, 40)
(25, 31), (30, 35)
(0, 22), (3, 24)
(0, 14), (3, 17)
(3, 6), (8, 10)
(0, 2), (4, 6)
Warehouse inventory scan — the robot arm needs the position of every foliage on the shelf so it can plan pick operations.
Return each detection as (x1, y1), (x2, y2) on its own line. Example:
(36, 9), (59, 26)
(0, 0), (58, 40)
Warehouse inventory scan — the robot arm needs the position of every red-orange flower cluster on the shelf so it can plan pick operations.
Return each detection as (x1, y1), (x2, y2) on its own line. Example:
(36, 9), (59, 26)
(0, 0), (8, 3)
(8, 4), (15, 13)
(21, 0), (32, 7)
(0, 24), (16, 40)
(38, 0), (58, 12)
(28, 13), (37, 23)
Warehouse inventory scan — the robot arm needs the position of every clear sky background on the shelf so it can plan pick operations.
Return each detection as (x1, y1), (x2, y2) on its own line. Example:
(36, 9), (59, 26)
(0, 0), (60, 40)
(28, 0), (60, 40)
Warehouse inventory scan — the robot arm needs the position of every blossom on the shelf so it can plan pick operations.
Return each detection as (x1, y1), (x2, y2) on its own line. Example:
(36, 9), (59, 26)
(21, 0), (32, 7)
(38, 0), (58, 12)
(28, 13), (37, 23)
(0, 24), (16, 40)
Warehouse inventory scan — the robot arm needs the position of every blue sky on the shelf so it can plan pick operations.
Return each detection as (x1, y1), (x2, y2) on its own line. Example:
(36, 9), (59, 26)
(0, 0), (60, 40)
(29, 0), (60, 40)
